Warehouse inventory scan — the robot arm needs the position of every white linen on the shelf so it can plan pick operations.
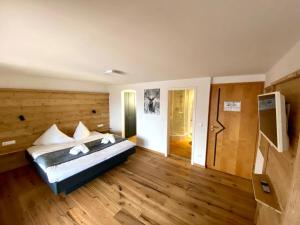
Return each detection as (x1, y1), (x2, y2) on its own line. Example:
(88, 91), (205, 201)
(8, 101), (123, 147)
(69, 144), (89, 155)
(73, 121), (91, 141)
(27, 131), (135, 183)
(69, 145), (82, 155)
(28, 131), (104, 159)
(101, 134), (116, 144)
(33, 124), (74, 146)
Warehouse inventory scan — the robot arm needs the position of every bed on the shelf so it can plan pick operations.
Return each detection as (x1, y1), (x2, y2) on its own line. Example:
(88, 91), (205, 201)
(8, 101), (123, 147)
(26, 132), (136, 194)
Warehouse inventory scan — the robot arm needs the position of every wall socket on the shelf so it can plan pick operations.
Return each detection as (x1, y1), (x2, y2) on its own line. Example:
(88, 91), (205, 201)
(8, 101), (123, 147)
(2, 140), (16, 146)
(97, 124), (104, 128)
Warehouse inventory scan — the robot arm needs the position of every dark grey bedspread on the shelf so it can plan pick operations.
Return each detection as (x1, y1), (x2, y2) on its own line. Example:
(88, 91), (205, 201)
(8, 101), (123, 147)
(35, 137), (125, 169)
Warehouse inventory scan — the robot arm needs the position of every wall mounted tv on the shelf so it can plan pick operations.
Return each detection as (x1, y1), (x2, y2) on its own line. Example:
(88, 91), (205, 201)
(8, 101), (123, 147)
(258, 92), (289, 152)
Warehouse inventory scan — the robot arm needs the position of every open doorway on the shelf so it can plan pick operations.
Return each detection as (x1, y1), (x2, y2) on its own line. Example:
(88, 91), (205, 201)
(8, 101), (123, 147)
(122, 91), (136, 143)
(168, 89), (195, 160)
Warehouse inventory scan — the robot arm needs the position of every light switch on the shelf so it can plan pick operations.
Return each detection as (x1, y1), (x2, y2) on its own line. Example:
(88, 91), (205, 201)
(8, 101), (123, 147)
(2, 140), (16, 146)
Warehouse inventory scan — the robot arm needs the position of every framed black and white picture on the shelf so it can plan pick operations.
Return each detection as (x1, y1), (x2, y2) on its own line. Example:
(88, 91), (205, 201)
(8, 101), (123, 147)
(144, 88), (160, 115)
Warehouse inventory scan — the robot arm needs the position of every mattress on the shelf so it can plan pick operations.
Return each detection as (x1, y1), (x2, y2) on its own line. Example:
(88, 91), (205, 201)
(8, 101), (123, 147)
(27, 132), (136, 183)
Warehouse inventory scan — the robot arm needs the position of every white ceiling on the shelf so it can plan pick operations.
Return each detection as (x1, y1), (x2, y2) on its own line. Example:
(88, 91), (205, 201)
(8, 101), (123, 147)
(1, 0), (300, 84)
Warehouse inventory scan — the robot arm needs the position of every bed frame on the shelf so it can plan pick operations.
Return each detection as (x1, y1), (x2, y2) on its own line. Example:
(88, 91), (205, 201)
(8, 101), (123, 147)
(26, 147), (136, 194)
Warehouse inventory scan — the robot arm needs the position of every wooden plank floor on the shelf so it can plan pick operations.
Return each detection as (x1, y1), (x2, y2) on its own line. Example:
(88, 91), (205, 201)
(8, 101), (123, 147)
(0, 147), (256, 225)
(169, 136), (192, 159)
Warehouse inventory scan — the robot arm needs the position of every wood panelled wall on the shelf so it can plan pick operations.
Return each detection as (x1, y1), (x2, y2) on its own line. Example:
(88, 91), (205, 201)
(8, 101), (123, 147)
(0, 89), (109, 172)
(256, 70), (300, 225)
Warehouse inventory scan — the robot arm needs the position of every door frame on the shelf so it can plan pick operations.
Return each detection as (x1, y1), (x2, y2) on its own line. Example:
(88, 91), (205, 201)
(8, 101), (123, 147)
(167, 87), (197, 164)
(205, 84), (214, 167)
(121, 90), (136, 138)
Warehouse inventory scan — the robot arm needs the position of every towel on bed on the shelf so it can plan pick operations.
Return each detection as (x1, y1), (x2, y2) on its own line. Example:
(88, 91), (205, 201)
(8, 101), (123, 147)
(101, 134), (116, 144)
(69, 144), (89, 155)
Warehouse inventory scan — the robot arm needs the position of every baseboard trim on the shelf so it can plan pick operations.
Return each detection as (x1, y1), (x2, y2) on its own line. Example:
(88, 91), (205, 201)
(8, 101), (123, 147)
(192, 163), (206, 169)
(137, 146), (166, 157)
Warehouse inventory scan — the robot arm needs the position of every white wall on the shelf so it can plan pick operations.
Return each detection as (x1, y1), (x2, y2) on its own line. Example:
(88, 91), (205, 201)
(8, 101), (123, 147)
(0, 72), (108, 92)
(109, 77), (211, 166)
(109, 74), (265, 166)
(266, 39), (300, 85)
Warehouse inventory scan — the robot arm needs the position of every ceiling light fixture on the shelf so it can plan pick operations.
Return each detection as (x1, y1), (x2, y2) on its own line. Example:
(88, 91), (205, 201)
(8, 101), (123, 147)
(104, 69), (126, 75)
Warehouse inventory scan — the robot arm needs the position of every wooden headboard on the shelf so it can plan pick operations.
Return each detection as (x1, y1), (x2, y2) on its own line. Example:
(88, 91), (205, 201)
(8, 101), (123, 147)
(0, 89), (109, 156)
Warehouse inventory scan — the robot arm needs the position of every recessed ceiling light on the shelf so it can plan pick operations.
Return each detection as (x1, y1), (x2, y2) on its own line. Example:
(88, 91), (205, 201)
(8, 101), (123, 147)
(104, 69), (126, 75)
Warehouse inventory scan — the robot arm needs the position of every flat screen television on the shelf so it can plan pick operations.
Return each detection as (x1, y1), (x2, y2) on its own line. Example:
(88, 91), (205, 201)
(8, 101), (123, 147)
(258, 92), (289, 152)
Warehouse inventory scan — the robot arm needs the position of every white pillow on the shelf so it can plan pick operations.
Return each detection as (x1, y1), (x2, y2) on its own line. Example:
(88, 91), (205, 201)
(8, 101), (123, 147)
(33, 124), (74, 146)
(73, 121), (91, 140)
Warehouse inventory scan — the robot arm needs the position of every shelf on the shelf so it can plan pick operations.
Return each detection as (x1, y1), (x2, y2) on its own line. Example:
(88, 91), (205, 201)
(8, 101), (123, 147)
(252, 173), (282, 214)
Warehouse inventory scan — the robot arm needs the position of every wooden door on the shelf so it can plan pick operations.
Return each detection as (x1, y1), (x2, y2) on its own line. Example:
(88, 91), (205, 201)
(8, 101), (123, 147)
(124, 92), (136, 138)
(206, 82), (264, 179)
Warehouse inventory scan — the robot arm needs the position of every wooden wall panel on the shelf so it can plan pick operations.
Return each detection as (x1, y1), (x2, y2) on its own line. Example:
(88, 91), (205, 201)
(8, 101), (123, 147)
(257, 205), (281, 225)
(281, 139), (300, 225)
(266, 77), (300, 208)
(0, 89), (109, 171)
(266, 145), (293, 207)
(256, 72), (300, 225)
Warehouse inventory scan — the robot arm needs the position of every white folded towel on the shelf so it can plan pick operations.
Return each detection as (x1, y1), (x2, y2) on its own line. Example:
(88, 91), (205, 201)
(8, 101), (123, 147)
(108, 134), (116, 143)
(69, 145), (81, 155)
(81, 144), (89, 154)
(69, 144), (89, 155)
(101, 138), (109, 144)
(101, 134), (116, 144)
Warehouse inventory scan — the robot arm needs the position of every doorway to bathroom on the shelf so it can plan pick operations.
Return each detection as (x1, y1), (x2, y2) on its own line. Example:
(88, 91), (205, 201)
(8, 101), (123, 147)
(168, 89), (195, 160)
